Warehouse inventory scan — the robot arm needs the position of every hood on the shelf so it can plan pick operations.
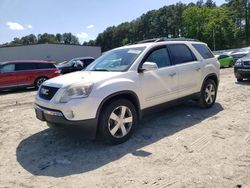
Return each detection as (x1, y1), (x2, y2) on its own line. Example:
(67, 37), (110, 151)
(43, 71), (123, 88)
(240, 54), (250, 61)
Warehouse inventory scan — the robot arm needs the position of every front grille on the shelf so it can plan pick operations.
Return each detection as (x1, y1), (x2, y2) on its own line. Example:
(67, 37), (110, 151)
(39, 86), (59, 100)
(243, 61), (250, 66)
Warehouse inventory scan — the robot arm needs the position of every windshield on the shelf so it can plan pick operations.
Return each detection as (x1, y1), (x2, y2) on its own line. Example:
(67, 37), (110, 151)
(86, 47), (145, 72)
(244, 52), (250, 58)
(66, 59), (78, 66)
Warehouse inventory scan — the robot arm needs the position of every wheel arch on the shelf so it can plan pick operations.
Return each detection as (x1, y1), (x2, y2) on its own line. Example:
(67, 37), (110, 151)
(201, 73), (219, 90)
(96, 90), (141, 121)
(34, 76), (49, 84)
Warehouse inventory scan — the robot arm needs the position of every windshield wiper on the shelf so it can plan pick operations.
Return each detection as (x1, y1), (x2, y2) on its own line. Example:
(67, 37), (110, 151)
(92, 68), (110, 72)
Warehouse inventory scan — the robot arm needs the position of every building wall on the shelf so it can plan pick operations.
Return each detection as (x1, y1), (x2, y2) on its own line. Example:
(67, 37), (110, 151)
(0, 44), (102, 62)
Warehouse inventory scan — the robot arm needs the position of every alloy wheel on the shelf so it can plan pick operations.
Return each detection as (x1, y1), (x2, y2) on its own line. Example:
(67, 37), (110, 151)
(205, 83), (216, 105)
(108, 106), (133, 138)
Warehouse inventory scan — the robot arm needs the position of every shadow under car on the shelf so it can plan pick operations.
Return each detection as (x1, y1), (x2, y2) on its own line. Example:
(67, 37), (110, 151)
(16, 102), (223, 177)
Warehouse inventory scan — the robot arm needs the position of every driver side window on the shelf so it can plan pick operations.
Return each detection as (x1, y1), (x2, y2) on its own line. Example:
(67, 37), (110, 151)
(146, 48), (171, 68)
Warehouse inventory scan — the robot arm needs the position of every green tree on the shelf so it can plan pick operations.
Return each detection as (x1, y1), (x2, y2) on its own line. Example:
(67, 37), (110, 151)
(92, 3), (186, 51)
(10, 37), (23, 45)
(205, 0), (216, 8)
(226, 0), (250, 45)
(182, 7), (209, 41)
(21, 34), (37, 45)
(62, 33), (80, 44)
(37, 33), (57, 43)
(56, 33), (63, 43)
(183, 6), (236, 50)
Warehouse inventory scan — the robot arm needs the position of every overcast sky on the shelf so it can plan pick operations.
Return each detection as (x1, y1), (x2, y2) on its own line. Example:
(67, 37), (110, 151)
(0, 0), (225, 44)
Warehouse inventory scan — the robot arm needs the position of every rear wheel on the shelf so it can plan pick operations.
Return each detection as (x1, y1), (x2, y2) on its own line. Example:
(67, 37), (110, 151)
(35, 77), (48, 89)
(199, 79), (217, 108)
(99, 99), (138, 145)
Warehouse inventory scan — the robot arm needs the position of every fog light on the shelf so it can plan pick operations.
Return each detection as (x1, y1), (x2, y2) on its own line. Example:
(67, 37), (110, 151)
(64, 111), (74, 119)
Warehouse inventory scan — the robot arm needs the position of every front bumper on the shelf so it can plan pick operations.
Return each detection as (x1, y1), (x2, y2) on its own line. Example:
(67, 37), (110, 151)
(234, 67), (250, 78)
(34, 104), (98, 138)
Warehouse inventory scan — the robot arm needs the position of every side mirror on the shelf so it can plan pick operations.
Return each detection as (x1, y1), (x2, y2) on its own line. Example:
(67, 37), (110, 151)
(139, 62), (158, 72)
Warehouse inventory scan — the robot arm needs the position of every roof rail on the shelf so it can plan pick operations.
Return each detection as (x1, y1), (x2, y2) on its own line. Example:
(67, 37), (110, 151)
(134, 37), (199, 44)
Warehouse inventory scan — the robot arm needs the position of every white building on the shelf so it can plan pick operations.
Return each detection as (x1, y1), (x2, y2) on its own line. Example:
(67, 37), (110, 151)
(0, 43), (102, 62)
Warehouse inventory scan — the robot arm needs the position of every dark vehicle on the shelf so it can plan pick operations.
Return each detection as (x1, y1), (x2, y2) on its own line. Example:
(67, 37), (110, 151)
(234, 53), (250, 82)
(57, 57), (95, 74)
(0, 60), (60, 90)
(231, 51), (248, 63)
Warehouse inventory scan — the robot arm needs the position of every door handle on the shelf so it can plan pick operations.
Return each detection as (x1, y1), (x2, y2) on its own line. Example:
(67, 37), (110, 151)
(169, 72), (177, 77)
(195, 67), (201, 71)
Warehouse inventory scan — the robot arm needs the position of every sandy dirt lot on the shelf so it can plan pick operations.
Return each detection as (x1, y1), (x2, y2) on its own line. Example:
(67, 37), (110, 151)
(0, 68), (249, 188)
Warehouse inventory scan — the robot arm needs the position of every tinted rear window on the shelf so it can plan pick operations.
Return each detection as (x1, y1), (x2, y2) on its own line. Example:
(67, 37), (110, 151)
(192, 43), (214, 59)
(167, 44), (196, 64)
(37, 63), (55, 69)
(15, 63), (37, 71)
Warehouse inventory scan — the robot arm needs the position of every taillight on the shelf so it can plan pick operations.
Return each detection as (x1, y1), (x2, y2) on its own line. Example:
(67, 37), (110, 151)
(55, 69), (61, 74)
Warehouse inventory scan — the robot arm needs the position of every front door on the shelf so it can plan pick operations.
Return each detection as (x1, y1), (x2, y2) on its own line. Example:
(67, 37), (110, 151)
(139, 47), (179, 109)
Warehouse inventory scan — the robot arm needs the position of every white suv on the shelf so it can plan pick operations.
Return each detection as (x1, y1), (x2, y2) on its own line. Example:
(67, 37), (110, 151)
(34, 38), (220, 144)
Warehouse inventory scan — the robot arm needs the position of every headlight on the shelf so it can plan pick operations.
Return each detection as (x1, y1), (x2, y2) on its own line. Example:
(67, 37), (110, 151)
(60, 82), (93, 103)
(235, 59), (243, 66)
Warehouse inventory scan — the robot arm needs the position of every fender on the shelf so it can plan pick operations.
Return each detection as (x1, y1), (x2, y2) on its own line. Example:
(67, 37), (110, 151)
(201, 73), (219, 91)
(95, 90), (141, 120)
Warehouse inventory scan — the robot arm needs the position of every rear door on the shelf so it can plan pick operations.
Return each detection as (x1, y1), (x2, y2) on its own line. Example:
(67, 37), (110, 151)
(37, 63), (57, 78)
(0, 64), (17, 88)
(167, 43), (202, 97)
(15, 63), (37, 85)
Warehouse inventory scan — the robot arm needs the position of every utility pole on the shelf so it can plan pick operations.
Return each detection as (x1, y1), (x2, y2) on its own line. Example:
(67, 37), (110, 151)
(213, 28), (216, 51)
(245, 0), (249, 45)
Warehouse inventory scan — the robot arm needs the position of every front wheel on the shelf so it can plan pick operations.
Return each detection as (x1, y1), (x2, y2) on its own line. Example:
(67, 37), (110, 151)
(237, 77), (243, 82)
(99, 99), (138, 145)
(199, 79), (217, 108)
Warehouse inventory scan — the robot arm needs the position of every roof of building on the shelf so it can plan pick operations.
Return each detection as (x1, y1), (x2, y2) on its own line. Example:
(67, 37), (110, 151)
(0, 43), (100, 49)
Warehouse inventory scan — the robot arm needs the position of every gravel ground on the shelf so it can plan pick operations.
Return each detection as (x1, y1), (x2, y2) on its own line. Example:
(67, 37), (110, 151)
(0, 68), (249, 188)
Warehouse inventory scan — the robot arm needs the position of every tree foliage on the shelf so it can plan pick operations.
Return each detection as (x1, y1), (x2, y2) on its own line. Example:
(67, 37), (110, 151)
(86, 0), (250, 51)
(182, 6), (236, 50)
(2, 32), (80, 47)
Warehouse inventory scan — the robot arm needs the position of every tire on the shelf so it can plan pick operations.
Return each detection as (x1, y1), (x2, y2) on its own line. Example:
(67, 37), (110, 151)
(47, 122), (61, 128)
(35, 77), (48, 89)
(99, 99), (138, 145)
(199, 79), (217, 108)
(237, 77), (243, 82)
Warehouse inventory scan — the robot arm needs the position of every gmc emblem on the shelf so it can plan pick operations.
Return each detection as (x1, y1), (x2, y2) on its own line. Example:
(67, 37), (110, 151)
(41, 88), (49, 95)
